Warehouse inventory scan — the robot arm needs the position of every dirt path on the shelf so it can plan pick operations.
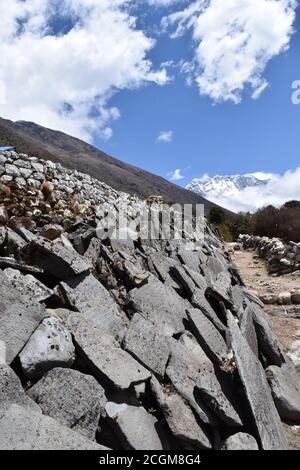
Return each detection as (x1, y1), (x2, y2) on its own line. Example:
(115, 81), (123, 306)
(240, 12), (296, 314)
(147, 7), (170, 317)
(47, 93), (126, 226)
(231, 248), (300, 450)
(231, 249), (300, 358)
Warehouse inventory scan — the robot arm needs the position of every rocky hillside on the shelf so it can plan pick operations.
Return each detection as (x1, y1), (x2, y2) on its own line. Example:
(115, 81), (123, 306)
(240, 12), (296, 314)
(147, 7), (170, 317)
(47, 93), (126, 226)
(0, 117), (223, 215)
(0, 149), (299, 450)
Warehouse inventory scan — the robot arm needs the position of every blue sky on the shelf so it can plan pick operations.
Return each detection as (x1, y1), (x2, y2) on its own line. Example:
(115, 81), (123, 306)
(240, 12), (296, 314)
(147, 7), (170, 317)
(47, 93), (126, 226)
(102, 2), (300, 186)
(1, 0), (300, 210)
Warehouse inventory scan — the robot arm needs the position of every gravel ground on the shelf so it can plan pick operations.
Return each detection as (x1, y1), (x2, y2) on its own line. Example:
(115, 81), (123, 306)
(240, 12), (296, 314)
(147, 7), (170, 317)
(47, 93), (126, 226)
(231, 248), (300, 450)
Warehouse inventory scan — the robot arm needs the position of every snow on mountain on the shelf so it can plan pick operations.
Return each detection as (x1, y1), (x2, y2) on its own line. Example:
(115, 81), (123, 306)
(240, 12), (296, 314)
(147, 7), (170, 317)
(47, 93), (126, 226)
(186, 174), (272, 198)
(185, 172), (282, 212)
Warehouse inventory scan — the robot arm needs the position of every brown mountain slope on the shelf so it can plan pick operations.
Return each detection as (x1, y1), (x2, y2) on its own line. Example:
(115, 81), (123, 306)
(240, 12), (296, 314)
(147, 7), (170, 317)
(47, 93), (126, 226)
(0, 117), (226, 215)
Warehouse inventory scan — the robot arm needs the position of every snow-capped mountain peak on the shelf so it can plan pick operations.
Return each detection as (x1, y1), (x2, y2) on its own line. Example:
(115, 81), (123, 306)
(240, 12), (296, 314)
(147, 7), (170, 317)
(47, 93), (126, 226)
(186, 173), (273, 199)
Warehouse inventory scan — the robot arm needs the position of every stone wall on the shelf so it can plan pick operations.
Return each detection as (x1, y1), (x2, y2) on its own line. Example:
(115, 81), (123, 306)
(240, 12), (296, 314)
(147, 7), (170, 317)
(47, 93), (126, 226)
(239, 234), (300, 276)
(0, 150), (117, 202)
(0, 151), (299, 450)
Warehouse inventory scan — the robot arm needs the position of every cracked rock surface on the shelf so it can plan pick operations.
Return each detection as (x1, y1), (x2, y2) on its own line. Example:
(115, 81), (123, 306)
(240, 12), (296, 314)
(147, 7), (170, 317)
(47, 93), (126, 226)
(0, 150), (298, 450)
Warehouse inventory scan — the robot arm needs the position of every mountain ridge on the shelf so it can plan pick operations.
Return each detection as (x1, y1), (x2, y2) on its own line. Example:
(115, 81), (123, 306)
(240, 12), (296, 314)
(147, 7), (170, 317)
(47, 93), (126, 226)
(186, 173), (272, 200)
(0, 117), (227, 216)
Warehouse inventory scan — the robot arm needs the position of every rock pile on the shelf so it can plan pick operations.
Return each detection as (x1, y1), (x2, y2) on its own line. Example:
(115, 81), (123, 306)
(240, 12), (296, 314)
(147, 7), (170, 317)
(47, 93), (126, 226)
(239, 234), (300, 276)
(0, 150), (299, 450)
(0, 149), (135, 229)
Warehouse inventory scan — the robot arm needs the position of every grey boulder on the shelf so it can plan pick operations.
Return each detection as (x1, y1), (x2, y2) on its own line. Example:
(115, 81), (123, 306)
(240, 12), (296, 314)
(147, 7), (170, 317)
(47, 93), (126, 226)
(180, 332), (242, 428)
(0, 405), (107, 450)
(59, 272), (128, 342)
(266, 363), (300, 422)
(123, 314), (170, 379)
(221, 433), (259, 450)
(250, 302), (285, 366)
(19, 317), (75, 379)
(75, 332), (151, 390)
(150, 376), (211, 449)
(0, 270), (46, 364)
(128, 275), (187, 336)
(106, 402), (162, 450)
(177, 249), (201, 273)
(23, 236), (92, 280)
(187, 308), (229, 365)
(0, 364), (41, 419)
(166, 338), (215, 425)
(191, 289), (227, 334)
(239, 304), (259, 357)
(147, 253), (180, 289)
(4, 268), (53, 303)
(227, 311), (288, 450)
(28, 368), (107, 440)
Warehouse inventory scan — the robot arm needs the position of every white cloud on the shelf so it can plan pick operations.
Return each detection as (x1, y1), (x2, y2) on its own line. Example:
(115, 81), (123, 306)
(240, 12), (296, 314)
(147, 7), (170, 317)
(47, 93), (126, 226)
(168, 168), (185, 180)
(165, 0), (297, 103)
(198, 169), (300, 213)
(0, 0), (170, 142)
(157, 130), (173, 142)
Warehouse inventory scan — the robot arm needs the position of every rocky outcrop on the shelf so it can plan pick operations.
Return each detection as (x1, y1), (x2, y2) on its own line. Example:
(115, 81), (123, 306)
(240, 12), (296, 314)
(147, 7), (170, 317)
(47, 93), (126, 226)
(0, 149), (299, 450)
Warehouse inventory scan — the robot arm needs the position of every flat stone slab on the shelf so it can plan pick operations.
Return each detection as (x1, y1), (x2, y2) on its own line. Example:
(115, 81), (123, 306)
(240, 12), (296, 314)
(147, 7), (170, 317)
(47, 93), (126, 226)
(150, 376), (212, 449)
(231, 285), (246, 312)
(187, 308), (229, 364)
(123, 314), (170, 378)
(203, 256), (227, 285)
(180, 332), (242, 428)
(166, 338), (215, 425)
(0, 257), (44, 275)
(106, 402), (162, 450)
(19, 317), (75, 379)
(178, 249), (201, 273)
(249, 302), (285, 366)
(84, 237), (103, 267)
(5, 227), (26, 256)
(0, 405), (106, 450)
(59, 272), (128, 342)
(147, 253), (180, 289)
(182, 265), (207, 291)
(266, 363), (300, 422)
(77, 334), (151, 390)
(227, 311), (289, 450)
(191, 289), (227, 333)
(0, 365), (41, 419)
(239, 304), (259, 357)
(64, 310), (107, 346)
(23, 236), (92, 280)
(196, 366), (242, 428)
(128, 275), (187, 336)
(221, 433), (259, 450)
(28, 368), (107, 440)
(170, 265), (200, 298)
(4, 268), (53, 303)
(210, 271), (233, 303)
(0, 271), (46, 364)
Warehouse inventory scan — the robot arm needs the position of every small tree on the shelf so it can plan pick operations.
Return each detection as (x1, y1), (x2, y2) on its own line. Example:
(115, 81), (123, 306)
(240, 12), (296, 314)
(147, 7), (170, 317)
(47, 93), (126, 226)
(283, 200), (300, 209)
(228, 212), (253, 240)
(252, 205), (279, 238)
(208, 206), (226, 225)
